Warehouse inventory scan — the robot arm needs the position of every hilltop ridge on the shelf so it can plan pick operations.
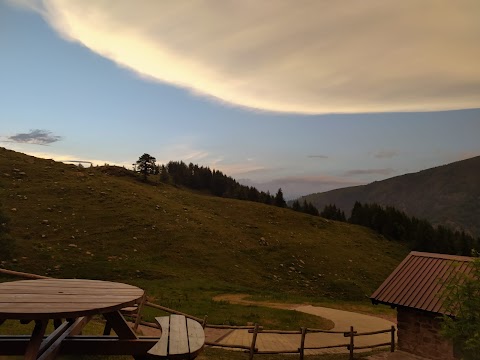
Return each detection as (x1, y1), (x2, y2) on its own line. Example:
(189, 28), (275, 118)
(300, 156), (480, 237)
(0, 147), (407, 301)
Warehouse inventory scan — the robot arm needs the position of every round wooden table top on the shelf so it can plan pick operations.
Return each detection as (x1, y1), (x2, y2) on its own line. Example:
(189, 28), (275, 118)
(0, 279), (145, 320)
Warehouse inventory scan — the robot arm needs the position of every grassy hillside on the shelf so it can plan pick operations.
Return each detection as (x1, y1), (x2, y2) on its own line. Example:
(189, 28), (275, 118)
(0, 147), (407, 306)
(301, 156), (480, 237)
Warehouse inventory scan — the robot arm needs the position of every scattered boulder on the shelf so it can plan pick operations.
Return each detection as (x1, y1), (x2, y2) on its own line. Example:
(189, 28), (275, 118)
(258, 237), (269, 246)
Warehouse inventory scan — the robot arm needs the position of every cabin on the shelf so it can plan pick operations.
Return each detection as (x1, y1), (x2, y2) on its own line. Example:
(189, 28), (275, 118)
(370, 251), (473, 360)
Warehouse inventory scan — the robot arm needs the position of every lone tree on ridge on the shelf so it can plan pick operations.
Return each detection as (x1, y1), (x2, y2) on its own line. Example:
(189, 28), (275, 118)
(136, 153), (157, 181)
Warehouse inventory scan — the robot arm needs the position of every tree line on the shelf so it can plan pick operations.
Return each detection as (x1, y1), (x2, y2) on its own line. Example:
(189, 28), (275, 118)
(346, 201), (478, 256)
(136, 154), (290, 208)
(136, 153), (478, 256)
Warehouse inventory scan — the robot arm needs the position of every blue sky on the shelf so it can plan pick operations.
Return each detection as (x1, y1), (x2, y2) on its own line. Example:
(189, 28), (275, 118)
(1, 1), (479, 199)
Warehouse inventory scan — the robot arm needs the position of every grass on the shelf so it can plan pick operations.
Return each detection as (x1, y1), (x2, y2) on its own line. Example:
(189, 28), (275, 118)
(0, 147), (407, 301)
(0, 318), (106, 336)
(242, 293), (395, 321)
(1, 147), (404, 333)
(129, 278), (333, 329)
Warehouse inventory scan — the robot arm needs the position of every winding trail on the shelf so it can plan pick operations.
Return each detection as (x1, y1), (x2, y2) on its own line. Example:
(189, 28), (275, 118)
(213, 294), (396, 355)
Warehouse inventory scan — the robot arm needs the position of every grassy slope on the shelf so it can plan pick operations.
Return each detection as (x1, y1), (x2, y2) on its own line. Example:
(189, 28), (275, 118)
(0, 147), (407, 309)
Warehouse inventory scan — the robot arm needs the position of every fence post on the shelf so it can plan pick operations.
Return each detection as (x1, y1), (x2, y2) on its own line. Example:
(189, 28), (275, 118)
(299, 327), (307, 360)
(391, 325), (396, 352)
(349, 326), (354, 360)
(249, 323), (259, 360)
(202, 315), (208, 329)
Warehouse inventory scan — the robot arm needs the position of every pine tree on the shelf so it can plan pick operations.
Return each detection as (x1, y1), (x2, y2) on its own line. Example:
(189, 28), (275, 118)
(274, 188), (287, 208)
(136, 153), (157, 181)
(291, 200), (302, 212)
(159, 165), (170, 183)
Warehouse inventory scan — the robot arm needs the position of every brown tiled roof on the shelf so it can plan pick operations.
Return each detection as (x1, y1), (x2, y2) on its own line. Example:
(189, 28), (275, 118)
(370, 251), (474, 315)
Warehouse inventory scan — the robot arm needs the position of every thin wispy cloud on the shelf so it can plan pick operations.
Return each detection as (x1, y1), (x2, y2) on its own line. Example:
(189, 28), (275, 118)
(6, 129), (62, 145)
(11, 1), (480, 114)
(344, 168), (395, 176)
(211, 162), (268, 176)
(183, 151), (209, 162)
(155, 143), (210, 165)
(374, 150), (398, 159)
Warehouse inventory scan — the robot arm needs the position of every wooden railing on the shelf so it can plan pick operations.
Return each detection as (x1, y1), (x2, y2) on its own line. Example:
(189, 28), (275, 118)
(244, 324), (395, 360)
(0, 268), (49, 279)
(143, 301), (396, 360)
(0, 268), (396, 359)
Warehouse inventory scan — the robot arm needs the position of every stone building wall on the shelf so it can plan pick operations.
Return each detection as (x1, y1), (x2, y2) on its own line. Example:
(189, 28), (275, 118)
(397, 307), (456, 360)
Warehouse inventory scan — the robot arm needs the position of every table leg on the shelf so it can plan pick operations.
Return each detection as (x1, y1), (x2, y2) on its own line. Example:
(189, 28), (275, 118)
(24, 319), (48, 360)
(103, 311), (138, 339)
(37, 316), (90, 360)
(103, 311), (147, 360)
(103, 322), (112, 335)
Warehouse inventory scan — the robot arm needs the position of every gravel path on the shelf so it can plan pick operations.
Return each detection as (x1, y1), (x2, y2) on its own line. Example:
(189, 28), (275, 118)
(217, 304), (396, 355)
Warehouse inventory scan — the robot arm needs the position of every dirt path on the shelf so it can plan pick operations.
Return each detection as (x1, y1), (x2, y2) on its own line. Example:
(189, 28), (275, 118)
(213, 293), (396, 323)
(213, 294), (396, 355)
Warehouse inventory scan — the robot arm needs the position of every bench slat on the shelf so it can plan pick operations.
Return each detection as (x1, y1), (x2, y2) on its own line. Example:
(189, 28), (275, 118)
(186, 318), (205, 355)
(169, 315), (189, 356)
(148, 315), (205, 359)
(147, 317), (170, 356)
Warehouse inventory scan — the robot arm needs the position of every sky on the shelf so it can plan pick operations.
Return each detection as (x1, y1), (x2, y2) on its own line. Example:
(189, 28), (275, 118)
(1, 0), (480, 199)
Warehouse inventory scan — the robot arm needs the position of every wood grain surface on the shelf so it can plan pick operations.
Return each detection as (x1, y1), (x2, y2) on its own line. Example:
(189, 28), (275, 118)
(0, 279), (144, 319)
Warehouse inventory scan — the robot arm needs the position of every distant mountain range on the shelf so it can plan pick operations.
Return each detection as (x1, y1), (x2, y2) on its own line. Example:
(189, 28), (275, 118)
(299, 156), (480, 237)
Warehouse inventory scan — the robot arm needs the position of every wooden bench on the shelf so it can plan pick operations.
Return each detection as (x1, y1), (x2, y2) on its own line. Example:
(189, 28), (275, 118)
(147, 314), (205, 359)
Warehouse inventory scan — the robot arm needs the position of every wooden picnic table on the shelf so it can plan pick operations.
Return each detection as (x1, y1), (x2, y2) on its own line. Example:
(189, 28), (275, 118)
(0, 278), (145, 360)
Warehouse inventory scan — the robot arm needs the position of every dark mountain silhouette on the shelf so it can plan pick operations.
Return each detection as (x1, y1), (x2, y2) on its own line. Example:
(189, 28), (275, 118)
(300, 156), (480, 236)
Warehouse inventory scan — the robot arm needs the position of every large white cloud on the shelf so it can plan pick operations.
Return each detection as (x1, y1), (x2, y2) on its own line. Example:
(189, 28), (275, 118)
(13, 0), (480, 113)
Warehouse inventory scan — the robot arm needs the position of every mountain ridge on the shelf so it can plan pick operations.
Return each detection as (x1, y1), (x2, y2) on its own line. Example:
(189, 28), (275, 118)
(300, 156), (480, 236)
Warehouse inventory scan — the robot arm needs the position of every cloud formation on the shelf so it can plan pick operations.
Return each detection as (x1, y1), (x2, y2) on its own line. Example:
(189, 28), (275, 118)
(12, 0), (480, 114)
(7, 129), (62, 145)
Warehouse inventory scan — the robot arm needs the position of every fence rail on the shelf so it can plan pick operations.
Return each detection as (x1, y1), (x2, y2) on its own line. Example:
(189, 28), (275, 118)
(0, 268), (396, 359)
(243, 323), (395, 360)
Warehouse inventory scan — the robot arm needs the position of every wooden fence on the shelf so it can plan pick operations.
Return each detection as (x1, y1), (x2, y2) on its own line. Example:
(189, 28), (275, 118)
(0, 268), (396, 359)
(141, 301), (396, 360)
(242, 324), (395, 360)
